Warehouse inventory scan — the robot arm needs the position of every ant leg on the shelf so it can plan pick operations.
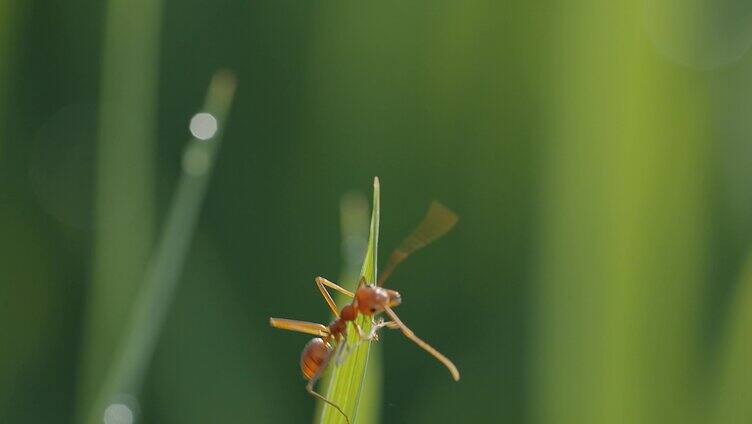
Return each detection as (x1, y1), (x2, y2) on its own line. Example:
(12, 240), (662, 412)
(332, 322), (374, 362)
(315, 277), (354, 317)
(353, 319), (386, 342)
(359, 320), (398, 341)
(334, 338), (352, 366)
(316, 277), (355, 298)
(269, 318), (330, 337)
(352, 319), (394, 343)
(306, 366), (351, 424)
(352, 322), (368, 340)
(373, 319), (399, 330)
(372, 320), (400, 337)
(361, 322), (380, 342)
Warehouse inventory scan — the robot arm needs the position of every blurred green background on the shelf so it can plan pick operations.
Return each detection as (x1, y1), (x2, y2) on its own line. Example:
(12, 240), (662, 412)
(3, 0), (752, 423)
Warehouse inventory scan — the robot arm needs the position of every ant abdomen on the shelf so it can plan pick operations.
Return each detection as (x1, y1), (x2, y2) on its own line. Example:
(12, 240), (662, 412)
(300, 338), (332, 380)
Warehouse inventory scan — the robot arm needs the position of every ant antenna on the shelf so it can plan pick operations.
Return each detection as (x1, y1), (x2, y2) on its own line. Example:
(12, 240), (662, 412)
(378, 202), (458, 286)
(383, 305), (460, 381)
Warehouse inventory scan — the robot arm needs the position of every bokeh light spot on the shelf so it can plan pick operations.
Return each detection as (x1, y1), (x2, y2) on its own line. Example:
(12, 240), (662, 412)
(103, 403), (134, 424)
(189, 112), (218, 140)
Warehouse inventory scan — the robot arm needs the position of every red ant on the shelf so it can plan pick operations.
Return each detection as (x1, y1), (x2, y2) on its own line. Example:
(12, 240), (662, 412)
(270, 200), (459, 423)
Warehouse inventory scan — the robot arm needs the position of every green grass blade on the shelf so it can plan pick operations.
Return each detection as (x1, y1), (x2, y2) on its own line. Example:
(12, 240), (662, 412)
(534, 3), (708, 424)
(314, 192), (382, 424)
(83, 71), (237, 424)
(0, 0), (19, 159)
(339, 193), (382, 424)
(77, 0), (164, 417)
(318, 177), (380, 424)
(712, 254), (752, 423)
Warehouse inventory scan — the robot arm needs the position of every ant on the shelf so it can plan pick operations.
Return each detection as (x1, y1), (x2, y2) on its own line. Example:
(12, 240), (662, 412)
(270, 199), (459, 423)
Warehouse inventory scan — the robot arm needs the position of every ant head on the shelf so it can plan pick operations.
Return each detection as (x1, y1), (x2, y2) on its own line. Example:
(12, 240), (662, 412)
(354, 287), (402, 315)
(355, 286), (389, 316)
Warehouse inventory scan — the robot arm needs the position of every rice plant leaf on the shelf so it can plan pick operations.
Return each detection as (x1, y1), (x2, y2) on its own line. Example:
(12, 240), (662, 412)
(318, 177), (380, 424)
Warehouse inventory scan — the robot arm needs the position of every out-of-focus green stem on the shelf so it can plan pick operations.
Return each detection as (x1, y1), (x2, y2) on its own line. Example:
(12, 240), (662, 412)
(315, 192), (382, 424)
(0, 0), (18, 158)
(319, 178), (380, 424)
(340, 193), (382, 424)
(534, 2), (708, 424)
(84, 71), (236, 424)
(713, 254), (752, 423)
(77, 0), (164, 419)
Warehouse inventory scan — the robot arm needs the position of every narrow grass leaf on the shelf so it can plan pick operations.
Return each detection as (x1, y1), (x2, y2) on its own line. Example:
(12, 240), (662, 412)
(77, 0), (164, 416)
(84, 71), (237, 424)
(314, 192), (382, 424)
(534, 3), (708, 424)
(0, 0), (19, 159)
(319, 178), (380, 424)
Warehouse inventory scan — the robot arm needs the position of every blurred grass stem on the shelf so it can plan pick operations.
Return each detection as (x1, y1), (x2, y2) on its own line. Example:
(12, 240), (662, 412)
(534, 2), (708, 423)
(83, 71), (236, 424)
(0, 0), (19, 158)
(77, 0), (165, 418)
(318, 178), (380, 424)
(314, 192), (383, 424)
(712, 254), (752, 423)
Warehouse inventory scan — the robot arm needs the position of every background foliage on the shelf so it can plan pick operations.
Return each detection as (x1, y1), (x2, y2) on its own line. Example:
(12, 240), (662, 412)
(2, 1), (752, 423)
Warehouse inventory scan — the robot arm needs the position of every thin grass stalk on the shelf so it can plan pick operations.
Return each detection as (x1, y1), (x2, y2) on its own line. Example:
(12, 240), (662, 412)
(77, 0), (165, 418)
(83, 71), (236, 424)
(318, 178), (380, 424)
(339, 193), (382, 424)
(314, 192), (382, 424)
(534, 2), (708, 424)
(0, 0), (18, 158)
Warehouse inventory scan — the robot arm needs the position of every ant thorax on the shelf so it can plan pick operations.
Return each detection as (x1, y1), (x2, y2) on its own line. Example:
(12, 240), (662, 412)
(339, 304), (358, 322)
(327, 319), (347, 340)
